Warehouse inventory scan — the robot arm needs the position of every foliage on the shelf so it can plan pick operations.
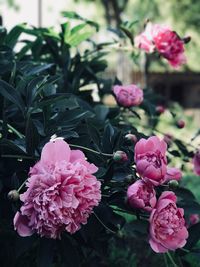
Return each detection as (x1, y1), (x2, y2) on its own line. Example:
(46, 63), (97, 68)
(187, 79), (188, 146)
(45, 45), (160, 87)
(0, 13), (199, 267)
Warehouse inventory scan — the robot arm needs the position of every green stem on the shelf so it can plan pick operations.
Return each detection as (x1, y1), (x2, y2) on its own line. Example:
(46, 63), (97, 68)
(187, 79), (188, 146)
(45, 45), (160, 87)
(163, 254), (169, 267)
(17, 178), (28, 193)
(69, 144), (113, 157)
(1, 154), (36, 159)
(93, 211), (116, 234)
(166, 252), (178, 267)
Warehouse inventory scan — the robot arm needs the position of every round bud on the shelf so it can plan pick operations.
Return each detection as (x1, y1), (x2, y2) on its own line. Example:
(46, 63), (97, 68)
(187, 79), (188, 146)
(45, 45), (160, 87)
(7, 190), (19, 201)
(156, 105), (165, 115)
(183, 36), (191, 44)
(163, 133), (173, 146)
(125, 134), (137, 144)
(176, 120), (185, 129)
(113, 151), (128, 162)
(168, 180), (179, 188)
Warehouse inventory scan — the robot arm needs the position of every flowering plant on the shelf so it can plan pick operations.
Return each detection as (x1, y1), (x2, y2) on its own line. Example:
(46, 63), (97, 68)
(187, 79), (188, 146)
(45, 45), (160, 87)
(0, 14), (199, 267)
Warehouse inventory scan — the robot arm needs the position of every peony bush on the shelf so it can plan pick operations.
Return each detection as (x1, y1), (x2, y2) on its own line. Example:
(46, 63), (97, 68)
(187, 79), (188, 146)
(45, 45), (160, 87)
(0, 13), (199, 267)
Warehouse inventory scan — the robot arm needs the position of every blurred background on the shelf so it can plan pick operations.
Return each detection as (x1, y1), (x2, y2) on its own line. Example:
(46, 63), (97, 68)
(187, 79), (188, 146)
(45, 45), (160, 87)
(1, 0), (200, 109)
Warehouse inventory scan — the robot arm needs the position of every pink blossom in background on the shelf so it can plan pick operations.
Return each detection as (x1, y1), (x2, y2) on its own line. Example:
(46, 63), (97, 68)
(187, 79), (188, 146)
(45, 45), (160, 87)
(134, 136), (167, 186)
(164, 167), (182, 182)
(127, 180), (157, 212)
(163, 133), (173, 146)
(113, 84), (143, 108)
(149, 191), (188, 253)
(189, 214), (199, 226)
(193, 150), (200, 175)
(14, 139), (101, 239)
(135, 22), (187, 68)
(134, 23), (155, 53)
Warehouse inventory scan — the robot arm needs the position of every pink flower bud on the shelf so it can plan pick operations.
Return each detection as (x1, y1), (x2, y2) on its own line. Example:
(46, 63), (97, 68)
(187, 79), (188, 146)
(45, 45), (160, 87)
(156, 105), (165, 115)
(113, 84), (143, 108)
(125, 134), (137, 143)
(163, 133), (173, 146)
(192, 150), (200, 175)
(127, 180), (157, 212)
(176, 120), (185, 129)
(189, 214), (199, 225)
(113, 151), (128, 162)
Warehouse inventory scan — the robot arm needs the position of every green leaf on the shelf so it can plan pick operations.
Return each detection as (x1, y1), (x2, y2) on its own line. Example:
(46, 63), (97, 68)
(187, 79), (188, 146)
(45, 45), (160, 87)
(184, 222), (200, 250)
(25, 116), (40, 155)
(5, 23), (26, 48)
(0, 80), (25, 115)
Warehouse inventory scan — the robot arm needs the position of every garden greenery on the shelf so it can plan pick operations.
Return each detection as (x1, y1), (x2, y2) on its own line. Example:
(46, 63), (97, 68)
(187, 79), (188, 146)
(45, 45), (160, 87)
(0, 12), (200, 267)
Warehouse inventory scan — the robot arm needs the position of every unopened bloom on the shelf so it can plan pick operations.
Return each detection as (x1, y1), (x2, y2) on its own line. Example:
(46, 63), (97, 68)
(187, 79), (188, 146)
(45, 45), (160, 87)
(14, 139), (101, 239)
(127, 180), (156, 212)
(113, 84), (143, 108)
(176, 119), (185, 129)
(113, 151), (128, 162)
(164, 167), (182, 182)
(149, 191), (188, 253)
(134, 136), (167, 186)
(193, 150), (200, 175)
(189, 214), (199, 225)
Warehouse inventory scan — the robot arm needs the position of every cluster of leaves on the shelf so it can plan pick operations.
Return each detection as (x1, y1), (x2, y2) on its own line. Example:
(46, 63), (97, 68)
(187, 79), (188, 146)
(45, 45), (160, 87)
(0, 13), (199, 267)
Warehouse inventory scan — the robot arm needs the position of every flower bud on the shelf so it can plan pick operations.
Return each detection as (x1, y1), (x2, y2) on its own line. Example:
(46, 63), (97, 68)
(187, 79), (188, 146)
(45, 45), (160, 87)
(113, 151), (128, 162)
(183, 36), (191, 44)
(7, 190), (19, 201)
(125, 134), (137, 144)
(156, 105), (165, 115)
(168, 180), (179, 188)
(176, 119), (185, 129)
(163, 133), (173, 146)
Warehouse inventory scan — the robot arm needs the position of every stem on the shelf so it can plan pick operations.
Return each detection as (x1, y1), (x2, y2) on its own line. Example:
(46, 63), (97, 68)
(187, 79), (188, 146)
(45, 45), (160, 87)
(163, 254), (169, 267)
(17, 178), (28, 193)
(1, 154), (36, 159)
(93, 211), (116, 234)
(69, 144), (113, 157)
(166, 252), (178, 267)
(0, 120), (24, 139)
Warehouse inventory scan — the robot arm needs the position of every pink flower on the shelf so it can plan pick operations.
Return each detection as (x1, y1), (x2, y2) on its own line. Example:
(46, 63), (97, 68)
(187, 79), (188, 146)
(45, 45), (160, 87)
(127, 180), (157, 212)
(149, 191), (188, 253)
(113, 84), (143, 108)
(14, 139), (101, 239)
(189, 214), (199, 225)
(135, 23), (186, 68)
(164, 167), (182, 182)
(134, 136), (167, 186)
(193, 150), (200, 175)
(134, 23), (155, 53)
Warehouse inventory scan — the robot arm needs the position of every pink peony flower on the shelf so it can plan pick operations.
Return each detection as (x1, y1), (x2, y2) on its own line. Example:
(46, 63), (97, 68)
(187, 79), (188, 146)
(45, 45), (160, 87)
(14, 139), (101, 239)
(113, 84), (143, 108)
(164, 167), (182, 182)
(134, 23), (155, 53)
(189, 214), (199, 225)
(135, 23), (187, 68)
(149, 191), (188, 253)
(127, 180), (157, 212)
(134, 136), (167, 186)
(193, 150), (200, 175)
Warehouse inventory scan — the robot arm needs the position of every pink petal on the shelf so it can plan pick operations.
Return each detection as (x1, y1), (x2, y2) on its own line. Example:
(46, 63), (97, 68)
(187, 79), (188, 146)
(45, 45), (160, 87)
(14, 212), (34, 237)
(41, 139), (71, 164)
